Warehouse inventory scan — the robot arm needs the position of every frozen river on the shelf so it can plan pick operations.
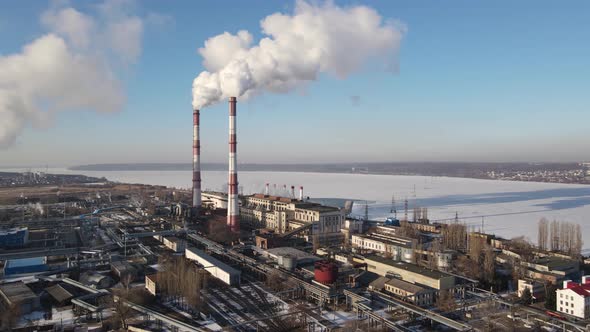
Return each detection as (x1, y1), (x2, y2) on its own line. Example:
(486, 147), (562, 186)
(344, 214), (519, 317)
(5, 167), (590, 253)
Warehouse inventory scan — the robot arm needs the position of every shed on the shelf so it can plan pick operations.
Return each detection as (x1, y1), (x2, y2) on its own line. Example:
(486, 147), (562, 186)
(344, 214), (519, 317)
(0, 281), (40, 314)
(45, 284), (74, 305)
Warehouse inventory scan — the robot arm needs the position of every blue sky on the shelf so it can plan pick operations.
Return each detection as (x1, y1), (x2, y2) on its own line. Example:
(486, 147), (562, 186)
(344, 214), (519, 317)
(1, 0), (589, 166)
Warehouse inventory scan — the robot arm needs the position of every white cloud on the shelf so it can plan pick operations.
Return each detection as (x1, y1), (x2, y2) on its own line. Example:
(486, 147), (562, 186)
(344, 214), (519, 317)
(41, 7), (95, 49)
(106, 17), (143, 62)
(0, 0), (163, 147)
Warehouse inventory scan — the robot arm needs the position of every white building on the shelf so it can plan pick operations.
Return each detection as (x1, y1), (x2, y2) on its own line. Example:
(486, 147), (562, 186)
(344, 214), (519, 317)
(241, 194), (345, 244)
(351, 233), (416, 263)
(162, 237), (186, 253)
(518, 279), (545, 301)
(201, 192), (228, 209)
(556, 276), (590, 319)
(185, 247), (241, 286)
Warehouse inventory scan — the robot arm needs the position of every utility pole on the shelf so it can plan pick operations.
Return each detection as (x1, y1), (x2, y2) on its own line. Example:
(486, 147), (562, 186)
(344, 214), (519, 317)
(390, 194), (397, 219)
(404, 198), (408, 222)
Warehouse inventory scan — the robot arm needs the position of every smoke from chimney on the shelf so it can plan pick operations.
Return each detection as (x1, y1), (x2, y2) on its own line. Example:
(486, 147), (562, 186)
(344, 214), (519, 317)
(227, 97), (239, 233)
(191, 1), (405, 110)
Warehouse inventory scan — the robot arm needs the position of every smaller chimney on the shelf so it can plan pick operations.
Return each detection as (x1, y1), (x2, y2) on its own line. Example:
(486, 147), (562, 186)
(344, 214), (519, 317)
(265, 183), (269, 195)
(299, 186), (304, 201)
(582, 275), (590, 285)
(291, 185), (295, 198)
(563, 280), (573, 289)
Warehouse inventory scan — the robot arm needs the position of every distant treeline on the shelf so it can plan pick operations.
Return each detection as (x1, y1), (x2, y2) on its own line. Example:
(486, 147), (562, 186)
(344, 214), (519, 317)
(69, 162), (582, 177)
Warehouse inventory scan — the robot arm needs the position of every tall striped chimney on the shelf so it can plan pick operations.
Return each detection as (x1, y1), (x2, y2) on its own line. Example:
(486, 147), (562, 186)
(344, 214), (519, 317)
(192, 109), (201, 215)
(227, 97), (239, 233)
(299, 186), (304, 201)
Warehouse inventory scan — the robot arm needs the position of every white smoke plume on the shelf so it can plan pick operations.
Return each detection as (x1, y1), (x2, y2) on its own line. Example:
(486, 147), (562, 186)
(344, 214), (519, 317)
(27, 202), (44, 216)
(0, 0), (162, 147)
(192, 0), (406, 109)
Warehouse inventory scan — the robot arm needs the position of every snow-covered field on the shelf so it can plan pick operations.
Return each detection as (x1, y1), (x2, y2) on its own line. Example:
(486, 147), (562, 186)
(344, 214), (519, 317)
(8, 168), (590, 253)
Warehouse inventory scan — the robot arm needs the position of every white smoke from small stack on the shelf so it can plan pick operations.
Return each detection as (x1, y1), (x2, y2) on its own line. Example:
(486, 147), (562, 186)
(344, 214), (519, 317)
(192, 0), (405, 109)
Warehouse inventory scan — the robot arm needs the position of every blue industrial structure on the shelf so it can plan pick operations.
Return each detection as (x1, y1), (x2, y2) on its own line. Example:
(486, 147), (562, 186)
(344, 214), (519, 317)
(3, 257), (48, 275)
(0, 227), (29, 248)
(384, 217), (400, 227)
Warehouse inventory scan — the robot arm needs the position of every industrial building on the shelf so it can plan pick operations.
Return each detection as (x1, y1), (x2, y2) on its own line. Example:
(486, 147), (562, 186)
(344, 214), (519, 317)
(145, 274), (158, 296)
(0, 281), (40, 314)
(517, 279), (545, 301)
(522, 256), (580, 285)
(45, 284), (75, 306)
(79, 272), (115, 289)
(384, 278), (436, 307)
(263, 247), (320, 270)
(351, 233), (416, 263)
(241, 194), (345, 244)
(556, 276), (590, 319)
(162, 236), (186, 253)
(110, 261), (137, 281)
(0, 227), (29, 248)
(185, 247), (241, 286)
(201, 192), (228, 210)
(3, 256), (47, 275)
(363, 256), (456, 291)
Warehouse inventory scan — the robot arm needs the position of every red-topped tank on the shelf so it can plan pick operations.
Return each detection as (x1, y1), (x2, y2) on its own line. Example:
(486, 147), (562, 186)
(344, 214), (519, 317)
(314, 260), (338, 284)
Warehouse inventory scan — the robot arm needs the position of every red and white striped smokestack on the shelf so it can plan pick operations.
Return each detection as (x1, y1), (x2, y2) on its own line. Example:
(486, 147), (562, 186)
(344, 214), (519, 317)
(227, 97), (239, 233)
(265, 183), (269, 195)
(299, 186), (304, 201)
(291, 185), (295, 198)
(192, 109), (201, 215)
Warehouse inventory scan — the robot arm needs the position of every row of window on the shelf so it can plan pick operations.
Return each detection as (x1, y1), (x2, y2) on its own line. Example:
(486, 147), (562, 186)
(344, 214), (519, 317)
(560, 300), (574, 308)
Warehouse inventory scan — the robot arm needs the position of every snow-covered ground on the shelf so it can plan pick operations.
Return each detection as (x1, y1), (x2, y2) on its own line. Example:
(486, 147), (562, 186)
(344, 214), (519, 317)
(7, 168), (590, 253)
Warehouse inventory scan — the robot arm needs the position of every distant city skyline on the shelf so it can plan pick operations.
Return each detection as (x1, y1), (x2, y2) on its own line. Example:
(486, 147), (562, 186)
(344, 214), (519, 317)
(1, 0), (589, 166)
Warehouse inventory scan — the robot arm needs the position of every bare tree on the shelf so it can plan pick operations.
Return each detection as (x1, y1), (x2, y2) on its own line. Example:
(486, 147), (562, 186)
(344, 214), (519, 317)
(546, 220), (583, 257)
(483, 245), (496, 285)
(436, 290), (456, 313)
(312, 232), (320, 253)
(266, 269), (287, 292)
(442, 223), (467, 251)
(550, 220), (559, 251)
(469, 234), (484, 264)
(538, 218), (548, 251)
(0, 303), (20, 331)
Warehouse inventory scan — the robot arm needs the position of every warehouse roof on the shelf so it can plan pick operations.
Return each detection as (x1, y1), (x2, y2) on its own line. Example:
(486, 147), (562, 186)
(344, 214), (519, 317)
(5, 256), (46, 269)
(386, 278), (429, 294)
(265, 247), (319, 261)
(185, 247), (240, 276)
(0, 281), (37, 304)
(365, 255), (451, 280)
(45, 284), (74, 303)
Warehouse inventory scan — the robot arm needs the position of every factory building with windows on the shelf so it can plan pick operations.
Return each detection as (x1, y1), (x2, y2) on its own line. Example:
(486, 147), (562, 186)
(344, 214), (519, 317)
(351, 233), (416, 263)
(241, 194), (345, 243)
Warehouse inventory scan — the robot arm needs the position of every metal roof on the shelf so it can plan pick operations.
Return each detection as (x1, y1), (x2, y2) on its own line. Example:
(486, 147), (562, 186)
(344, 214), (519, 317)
(0, 281), (37, 303)
(5, 256), (46, 268)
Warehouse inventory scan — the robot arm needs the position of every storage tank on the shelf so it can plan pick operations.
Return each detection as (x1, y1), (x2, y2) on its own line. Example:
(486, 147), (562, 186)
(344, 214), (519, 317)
(314, 260), (338, 285)
(282, 254), (296, 271)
